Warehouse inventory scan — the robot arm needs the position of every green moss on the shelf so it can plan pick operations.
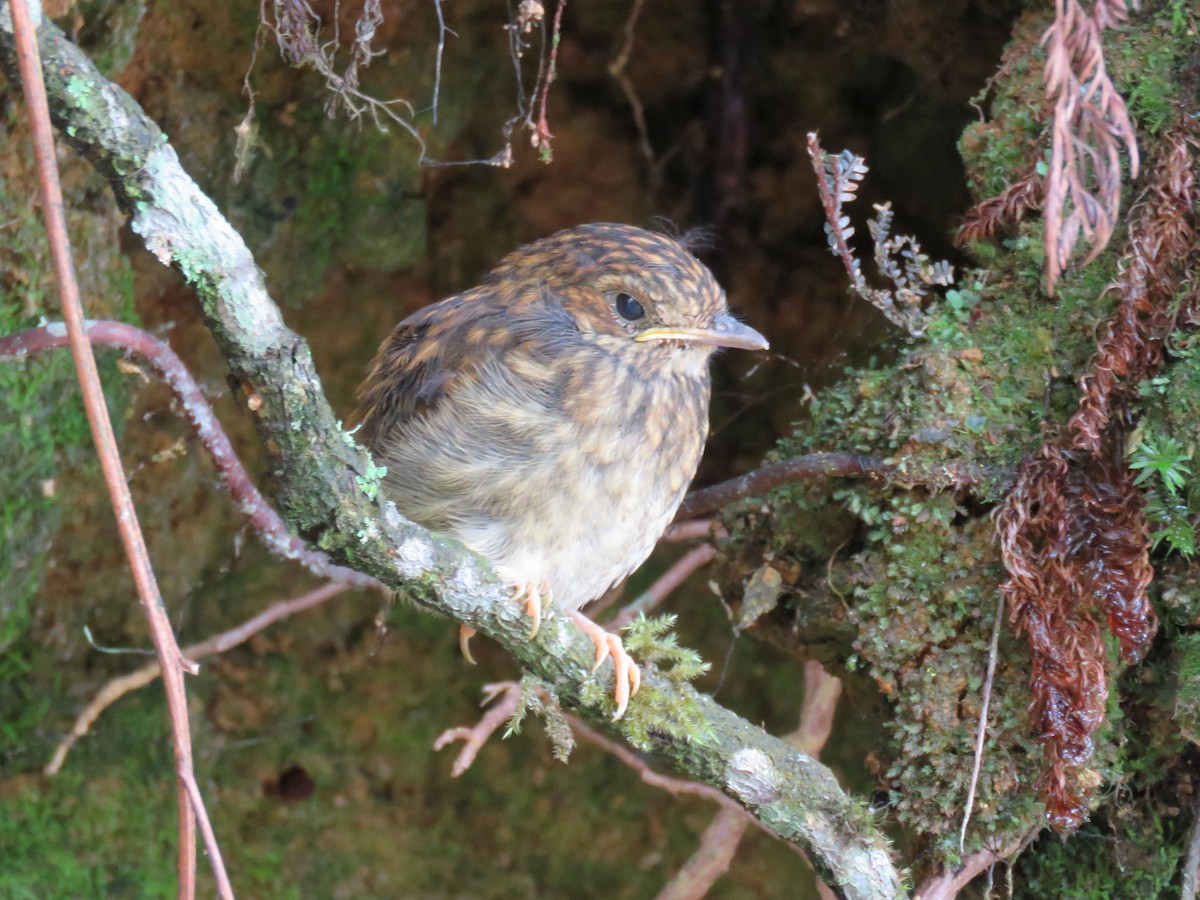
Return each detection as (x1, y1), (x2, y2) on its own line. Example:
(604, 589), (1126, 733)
(1107, 6), (1182, 138)
(229, 111), (427, 305)
(1014, 809), (1183, 898)
(1175, 632), (1200, 743)
(728, 5), (1183, 856)
(0, 179), (135, 654)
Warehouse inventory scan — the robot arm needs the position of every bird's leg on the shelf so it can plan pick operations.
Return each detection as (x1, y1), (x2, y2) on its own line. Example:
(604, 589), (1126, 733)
(568, 611), (642, 720)
(511, 580), (548, 638)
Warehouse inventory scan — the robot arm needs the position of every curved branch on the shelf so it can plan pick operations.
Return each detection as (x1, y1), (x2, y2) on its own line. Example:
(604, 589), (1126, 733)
(676, 452), (995, 521)
(0, 321), (379, 589)
(0, 17), (900, 897)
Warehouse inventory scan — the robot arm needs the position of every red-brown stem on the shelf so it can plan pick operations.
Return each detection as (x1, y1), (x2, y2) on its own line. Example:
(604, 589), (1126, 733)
(661, 519), (719, 542)
(7, 4), (225, 896)
(0, 321), (379, 590)
(676, 452), (890, 520)
(532, 0), (566, 151)
(913, 839), (1026, 900)
(609, 543), (716, 631)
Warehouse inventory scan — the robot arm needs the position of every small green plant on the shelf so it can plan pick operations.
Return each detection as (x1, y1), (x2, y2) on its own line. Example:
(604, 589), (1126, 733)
(505, 676), (576, 763)
(1129, 433), (1198, 556)
(622, 614), (710, 683)
(1128, 434), (1192, 496)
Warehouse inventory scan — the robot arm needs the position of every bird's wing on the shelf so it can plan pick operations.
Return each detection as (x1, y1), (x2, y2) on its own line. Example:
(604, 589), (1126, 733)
(354, 290), (502, 447)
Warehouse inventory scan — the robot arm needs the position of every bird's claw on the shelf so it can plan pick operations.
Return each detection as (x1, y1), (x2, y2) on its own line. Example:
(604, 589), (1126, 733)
(570, 611), (641, 720)
(511, 580), (548, 638)
(458, 624), (477, 665)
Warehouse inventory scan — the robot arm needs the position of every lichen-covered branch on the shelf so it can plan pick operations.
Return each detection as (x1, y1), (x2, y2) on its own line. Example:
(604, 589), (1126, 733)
(0, 14), (899, 897)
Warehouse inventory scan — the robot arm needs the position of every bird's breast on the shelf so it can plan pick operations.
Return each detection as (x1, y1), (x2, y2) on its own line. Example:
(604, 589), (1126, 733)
(375, 341), (711, 609)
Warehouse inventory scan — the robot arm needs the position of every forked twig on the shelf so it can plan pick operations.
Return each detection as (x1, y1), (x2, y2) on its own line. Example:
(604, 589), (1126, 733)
(45, 581), (353, 776)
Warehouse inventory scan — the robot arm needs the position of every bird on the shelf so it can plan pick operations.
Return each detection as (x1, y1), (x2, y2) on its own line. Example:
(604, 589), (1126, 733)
(355, 223), (768, 718)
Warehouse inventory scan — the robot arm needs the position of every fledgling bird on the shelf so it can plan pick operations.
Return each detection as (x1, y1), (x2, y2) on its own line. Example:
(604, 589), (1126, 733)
(356, 223), (768, 718)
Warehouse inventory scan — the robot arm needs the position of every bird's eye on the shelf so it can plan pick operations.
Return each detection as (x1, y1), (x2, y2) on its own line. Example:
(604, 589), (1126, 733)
(615, 292), (646, 321)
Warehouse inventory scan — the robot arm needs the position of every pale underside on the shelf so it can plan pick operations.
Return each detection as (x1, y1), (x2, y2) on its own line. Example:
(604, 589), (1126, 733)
(375, 339), (711, 610)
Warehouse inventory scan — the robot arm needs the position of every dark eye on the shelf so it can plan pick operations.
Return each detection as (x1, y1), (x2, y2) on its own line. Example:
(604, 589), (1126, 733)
(615, 292), (645, 321)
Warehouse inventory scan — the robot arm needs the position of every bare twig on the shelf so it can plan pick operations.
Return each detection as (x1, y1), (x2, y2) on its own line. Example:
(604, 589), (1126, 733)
(435, 680), (758, 817)
(430, 0), (457, 125)
(45, 581), (353, 776)
(661, 519), (719, 543)
(0, 321), (381, 590)
(529, 0), (566, 158)
(256, 0), (425, 150)
(433, 682), (523, 777)
(959, 593), (1005, 853)
(678, 452), (888, 519)
(434, 666), (847, 898)
(6, 1), (228, 895)
(657, 809), (750, 900)
(609, 543), (716, 631)
(676, 451), (997, 521)
(913, 837), (1027, 900)
(1182, 797), (1200, 900)
(607, 0), (654, 166)
(659, 661), (844, 899)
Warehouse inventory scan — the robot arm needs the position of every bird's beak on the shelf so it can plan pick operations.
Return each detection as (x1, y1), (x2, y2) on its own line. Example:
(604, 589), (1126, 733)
(634, 313), (769, 351)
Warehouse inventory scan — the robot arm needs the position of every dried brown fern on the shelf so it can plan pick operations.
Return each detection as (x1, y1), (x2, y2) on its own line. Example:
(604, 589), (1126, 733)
(995, 443), (1150, 831)
(958, 168), (1043, 246)
(996, 117), (1200, 832)
(1042, 0), (1140, 294)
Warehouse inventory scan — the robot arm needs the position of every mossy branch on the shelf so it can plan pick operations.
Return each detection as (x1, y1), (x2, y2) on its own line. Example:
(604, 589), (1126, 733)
(0, 13), (901, 899)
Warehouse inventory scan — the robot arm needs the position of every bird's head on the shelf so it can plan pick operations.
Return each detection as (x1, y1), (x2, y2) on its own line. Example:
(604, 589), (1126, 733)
(484, 223), (768, 369)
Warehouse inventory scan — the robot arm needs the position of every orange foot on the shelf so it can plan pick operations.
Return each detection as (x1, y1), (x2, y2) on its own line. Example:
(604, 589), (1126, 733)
(569, 611), (641, 720)
(511, 580), (549, 638)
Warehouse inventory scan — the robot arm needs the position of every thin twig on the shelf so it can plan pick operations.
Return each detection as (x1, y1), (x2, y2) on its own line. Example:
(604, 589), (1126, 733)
(45, 581), (353, 776)
(609, 543), (716, 631)
(676, 452), (888, 520)
(433, 682), (523, 777)
(913, 838), (1026, 900)
(0, 321), (380, 590)
(607, 0), (654, 166)
(676, 452), (997, 521)
(657, 661), (844, 899)
(7, 2), (226, 895)
(430, 0), (456, 125)
(960, 592), (1005, 853)
(1182, 797), (1200, 900)
(530, 0), (566, 156)
(661, 519), (719, 543)
(657, 809), (749, 900)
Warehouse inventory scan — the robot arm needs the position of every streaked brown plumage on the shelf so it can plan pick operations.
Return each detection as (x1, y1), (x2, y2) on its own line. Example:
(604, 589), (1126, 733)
(357, 223), (767, 717)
